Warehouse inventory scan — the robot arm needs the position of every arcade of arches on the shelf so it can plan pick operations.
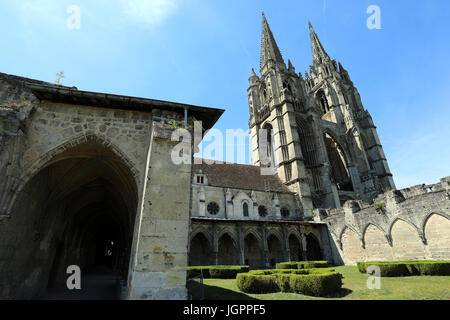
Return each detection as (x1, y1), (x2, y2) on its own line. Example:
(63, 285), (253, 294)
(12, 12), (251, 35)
(188, 222), (324, 269)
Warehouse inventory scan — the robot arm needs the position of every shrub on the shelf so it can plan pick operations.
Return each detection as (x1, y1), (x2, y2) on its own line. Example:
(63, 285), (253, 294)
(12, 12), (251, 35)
(276, 261), (329, 270)
(187, 266), (249, 279)
(236, 274), (279, 294)
(288, 272), (342, 297)
(356, 260), (450, 277)
(236, 268), (342, 297)
(276, 262), (297, 269)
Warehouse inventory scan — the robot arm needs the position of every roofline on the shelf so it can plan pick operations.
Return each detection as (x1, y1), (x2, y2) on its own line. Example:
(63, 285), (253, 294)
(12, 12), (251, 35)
(1, 72), (225, 131)
(191, 216), (325, 226)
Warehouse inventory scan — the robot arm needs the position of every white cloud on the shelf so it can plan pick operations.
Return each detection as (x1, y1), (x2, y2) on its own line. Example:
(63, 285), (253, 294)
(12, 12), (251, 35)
(119, 0), (179, 29)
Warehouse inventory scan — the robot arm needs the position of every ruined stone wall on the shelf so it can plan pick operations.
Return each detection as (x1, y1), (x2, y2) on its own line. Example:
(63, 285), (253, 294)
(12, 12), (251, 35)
(315, 177), (450, 265)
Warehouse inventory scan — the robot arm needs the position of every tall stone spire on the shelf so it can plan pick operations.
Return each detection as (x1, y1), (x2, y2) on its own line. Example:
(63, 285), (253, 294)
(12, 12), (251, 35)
(260, 12), (284, 70)
(309, 21), (330, 65)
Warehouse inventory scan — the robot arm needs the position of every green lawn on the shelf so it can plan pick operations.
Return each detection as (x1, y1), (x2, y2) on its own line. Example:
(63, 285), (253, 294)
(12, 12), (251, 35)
(188, 266), (450, 300)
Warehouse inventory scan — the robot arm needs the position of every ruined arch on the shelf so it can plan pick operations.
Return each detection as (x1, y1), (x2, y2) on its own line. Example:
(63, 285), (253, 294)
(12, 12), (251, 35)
(362, 223), (393, 261)
(389, 218), (426, 261)
(340, 227), (365, 265)
(423, 213), (450, 260)
(0, 137), (139, 299)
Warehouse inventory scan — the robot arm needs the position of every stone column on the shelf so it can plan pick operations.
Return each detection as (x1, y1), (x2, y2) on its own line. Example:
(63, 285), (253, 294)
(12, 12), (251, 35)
(237, 224), (245, 265)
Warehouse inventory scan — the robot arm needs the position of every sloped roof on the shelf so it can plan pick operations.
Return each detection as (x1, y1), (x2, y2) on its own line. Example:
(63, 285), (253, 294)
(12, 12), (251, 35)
(193, 159), (294, 194)
(0, 72), (224, 132)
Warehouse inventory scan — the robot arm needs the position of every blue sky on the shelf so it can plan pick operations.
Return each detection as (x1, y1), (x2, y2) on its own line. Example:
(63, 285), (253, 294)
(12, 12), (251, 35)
(0, 0), (449, 189)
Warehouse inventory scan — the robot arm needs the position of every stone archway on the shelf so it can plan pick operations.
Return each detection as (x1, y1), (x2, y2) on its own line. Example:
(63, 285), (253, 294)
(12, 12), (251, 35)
(244, 233), (263, 269)
(189, 232), (212, 266)
(0, 139), (138, 299)
(306, 234), (323, 261)
(218, 233), (238, 265)
(288, 234), (302, 262)
(267, 234), (283, 267)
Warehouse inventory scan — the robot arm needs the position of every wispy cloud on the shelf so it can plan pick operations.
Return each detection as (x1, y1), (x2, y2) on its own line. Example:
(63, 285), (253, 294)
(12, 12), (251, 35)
(120, 0), (180, 30)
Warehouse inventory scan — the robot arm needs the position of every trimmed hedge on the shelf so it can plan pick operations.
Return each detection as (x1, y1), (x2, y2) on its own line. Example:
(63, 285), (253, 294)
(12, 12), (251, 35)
(276, 261), (329, 270)
(187, 266), (250, 279)
(236, 268), (342, 297)
(357, 260), (450, 277)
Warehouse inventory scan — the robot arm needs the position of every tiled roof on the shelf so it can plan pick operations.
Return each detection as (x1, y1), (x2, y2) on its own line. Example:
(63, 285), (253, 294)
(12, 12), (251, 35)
(193, 159), (294, 194)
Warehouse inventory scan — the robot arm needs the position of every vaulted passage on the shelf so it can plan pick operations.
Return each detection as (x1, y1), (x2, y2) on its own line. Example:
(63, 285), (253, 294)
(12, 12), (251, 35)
(0, 140), (138, 299)
(189, 233), (212, 266)
(288, 235), (302, 261)
(267, 235), (283, 267)
(306, 234), (323, 261)
(218, 234), (238, 265)
(244, 233), (263, 269)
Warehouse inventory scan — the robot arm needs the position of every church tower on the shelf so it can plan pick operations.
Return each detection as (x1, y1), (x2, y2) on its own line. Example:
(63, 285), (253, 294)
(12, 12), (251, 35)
(248, 14), (395, 213)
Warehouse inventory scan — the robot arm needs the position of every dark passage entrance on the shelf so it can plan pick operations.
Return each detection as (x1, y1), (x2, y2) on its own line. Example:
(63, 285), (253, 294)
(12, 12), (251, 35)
(0, 139), (138, 299)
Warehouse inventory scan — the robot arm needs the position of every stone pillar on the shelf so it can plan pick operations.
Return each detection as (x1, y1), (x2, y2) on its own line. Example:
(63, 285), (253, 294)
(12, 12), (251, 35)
(212, 222), (218, 265)
(126, 112), (192, 300)
(301, 234), (308, 261)
(281, 224), (289, 262)
(237, 224), (245, 265)
(261, 223), (269, 268)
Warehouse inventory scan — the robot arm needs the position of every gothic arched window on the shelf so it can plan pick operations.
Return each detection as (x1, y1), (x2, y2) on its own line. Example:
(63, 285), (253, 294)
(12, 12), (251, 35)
(316, 90), (330, 114)
(243, 203), (249, 217)
(324, 133), (353, 192)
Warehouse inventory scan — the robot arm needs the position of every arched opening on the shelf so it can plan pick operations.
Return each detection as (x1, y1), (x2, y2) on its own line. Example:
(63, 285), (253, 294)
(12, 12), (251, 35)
(297, 118), (321, 192)
(262, 123), (276, 167)
(0, 139), (138, 299)
(267, 234), (283, 267)
(189, 233), (212, 266)
(288, 235), (302, 261)
(324, 132), (354, 192)
(243, 202), (249, 217)
(306, 234), (322, 261)
(316, 89), (330, 114)
(218, 233), (238, 265)
(244, 233), (263, 269)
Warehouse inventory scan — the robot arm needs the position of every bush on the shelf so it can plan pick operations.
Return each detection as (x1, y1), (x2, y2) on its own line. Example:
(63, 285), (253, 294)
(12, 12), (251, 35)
(276, 261), (329, 270)
(288, 272), (342, 297)
(356, 260), (450, 277)
(187, 266), (249, 279)
(236, 268), (342, 297)
(236, 274), (279, 294)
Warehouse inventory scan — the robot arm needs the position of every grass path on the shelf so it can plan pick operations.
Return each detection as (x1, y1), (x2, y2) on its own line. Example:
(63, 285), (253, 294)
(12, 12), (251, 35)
(194, 266), (450, 300)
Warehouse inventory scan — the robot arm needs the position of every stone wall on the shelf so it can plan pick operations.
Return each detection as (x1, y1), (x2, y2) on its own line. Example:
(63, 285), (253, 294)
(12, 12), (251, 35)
(315, 177), (450, 265)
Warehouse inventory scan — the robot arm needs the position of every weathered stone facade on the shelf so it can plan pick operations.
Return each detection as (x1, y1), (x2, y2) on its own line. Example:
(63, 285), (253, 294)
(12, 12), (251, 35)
(248, 15), (395, 214)
(0, 72), (223, 299)
(315, 177), (450, 265)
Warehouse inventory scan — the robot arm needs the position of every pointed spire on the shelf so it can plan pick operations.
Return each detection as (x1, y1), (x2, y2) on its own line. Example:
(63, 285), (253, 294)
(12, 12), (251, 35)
(260, 12), (284, 70)
(309, 21), (330, 65)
